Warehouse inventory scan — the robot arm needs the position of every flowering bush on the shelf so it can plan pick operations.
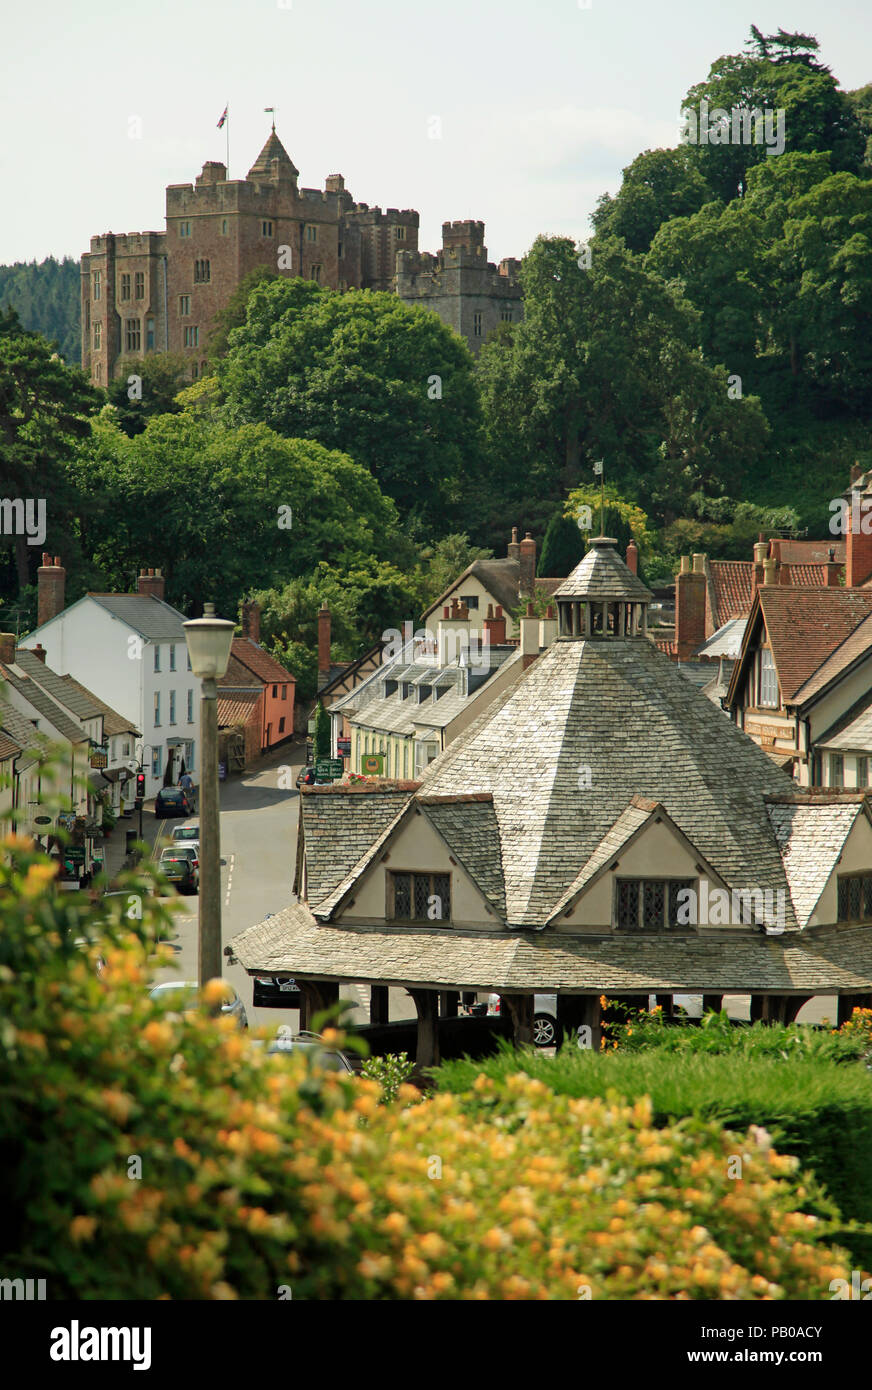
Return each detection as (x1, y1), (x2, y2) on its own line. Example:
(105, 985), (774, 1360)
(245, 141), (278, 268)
(360, 1051), (417, 1103)
(0, 834), (866, 1299)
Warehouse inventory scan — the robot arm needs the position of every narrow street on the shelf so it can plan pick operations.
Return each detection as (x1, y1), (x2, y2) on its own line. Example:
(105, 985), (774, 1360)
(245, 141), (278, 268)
(151, 744), (413, 1032)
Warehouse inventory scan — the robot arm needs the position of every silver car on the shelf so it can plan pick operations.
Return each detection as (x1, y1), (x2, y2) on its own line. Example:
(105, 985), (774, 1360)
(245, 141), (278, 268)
(148, 980), (248, 1029)
(487, 992), (560, 1047)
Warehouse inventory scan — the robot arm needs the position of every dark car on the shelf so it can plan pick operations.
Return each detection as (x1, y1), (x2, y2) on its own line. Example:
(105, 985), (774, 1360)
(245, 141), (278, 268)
(252, 974), (303, 1008)
(157, 849), (198, 894)
(295, 765), (316, 789)
(155, 787), (195, 819)
(159, 845), (199, 892)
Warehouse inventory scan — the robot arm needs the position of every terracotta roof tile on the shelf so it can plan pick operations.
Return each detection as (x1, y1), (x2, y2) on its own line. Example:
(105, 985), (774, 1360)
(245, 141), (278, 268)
(223, 637), (295, 687)
(217, 690), (261, 727)
(760, 589), (872, 702)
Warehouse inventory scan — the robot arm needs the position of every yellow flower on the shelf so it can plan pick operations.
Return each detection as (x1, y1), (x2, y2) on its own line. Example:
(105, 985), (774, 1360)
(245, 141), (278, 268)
(142, 1020), (172, 1049)
(202, 977), (234, 1007)
(70, 1215), (98, 1243)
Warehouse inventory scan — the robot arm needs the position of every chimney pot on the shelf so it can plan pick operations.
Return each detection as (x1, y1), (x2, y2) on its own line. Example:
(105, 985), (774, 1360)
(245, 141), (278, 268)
(626, 539), (638, 575)
(519, 532), (537, 598)
(507, 527), (520, 560)
(762, 558), (776, 586)
(32, 643), (47, 662)
(692, 553), (705, 575)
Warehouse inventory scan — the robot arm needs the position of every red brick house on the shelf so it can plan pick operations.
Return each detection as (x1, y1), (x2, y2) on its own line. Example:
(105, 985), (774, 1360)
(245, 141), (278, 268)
(217, 603), (295, 760)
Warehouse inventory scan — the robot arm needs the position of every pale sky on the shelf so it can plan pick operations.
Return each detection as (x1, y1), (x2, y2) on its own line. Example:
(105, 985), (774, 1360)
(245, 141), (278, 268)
(2, 0), (869, 266)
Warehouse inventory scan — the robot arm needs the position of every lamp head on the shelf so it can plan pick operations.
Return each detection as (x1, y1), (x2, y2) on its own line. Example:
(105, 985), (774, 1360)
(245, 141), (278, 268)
(183, 602), (235, 680)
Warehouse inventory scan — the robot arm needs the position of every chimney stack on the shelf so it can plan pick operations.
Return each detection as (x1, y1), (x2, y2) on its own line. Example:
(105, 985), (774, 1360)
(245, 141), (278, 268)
(318, 600), (331, 683)
(507, 526), (520, 560)
(137, 567), (166, 601)
(520, 601), (539, 669)
(483, 602), (506, 645)
(241, 600), (261, 644)
(753, 540), (769, 592)
(825, 547), (841, 588)
(32, 643), (47, 662)
(675, 553), (706, 659)
(539, 603), (557, 649)
(519, 531), (536, 599)
(626, 539), (638, 575)
(0, 633), (16, 665)
(37, 554), (66, 628)
(847, 484), (872, 588)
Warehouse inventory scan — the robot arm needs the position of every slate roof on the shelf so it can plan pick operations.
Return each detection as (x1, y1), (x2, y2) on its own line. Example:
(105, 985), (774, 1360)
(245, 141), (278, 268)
(230, 906), (872, 993)
(0, 665), (87, 744)
(767, 800), (865, 927)
(418, 635), (798, 928)
(14, 650), (101, 719)
(818, 700), (872, 752)
(59, 677), (139, 737)
(87, 593), (190, 643)
(0, 699), (45, 768)
(554, 538), (652, 601)
(698, 618), (747, 660)
(0, 732), (20, 762)
(224, 636), (294, 687)
(301, 785), (416, 908)
(422, 796), (507, 919)
(758, 588), (872, 702)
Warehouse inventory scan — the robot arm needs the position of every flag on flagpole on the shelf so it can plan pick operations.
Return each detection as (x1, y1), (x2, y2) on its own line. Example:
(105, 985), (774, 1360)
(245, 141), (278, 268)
(217, 105), (228, 129)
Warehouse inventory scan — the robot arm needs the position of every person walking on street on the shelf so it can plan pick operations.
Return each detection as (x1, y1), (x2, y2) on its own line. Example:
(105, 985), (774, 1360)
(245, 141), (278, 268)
(179, 768), (196, 812)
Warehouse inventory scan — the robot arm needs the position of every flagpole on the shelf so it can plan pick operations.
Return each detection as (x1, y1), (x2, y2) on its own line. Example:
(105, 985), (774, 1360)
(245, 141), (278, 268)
(226, 102), (229, 176)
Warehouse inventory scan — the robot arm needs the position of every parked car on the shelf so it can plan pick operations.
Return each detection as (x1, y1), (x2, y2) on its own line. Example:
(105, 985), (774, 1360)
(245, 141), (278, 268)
(295, 765), (316, 788)
(488, 993), (562, 1048)
(148, 981), (248, 1029)
(252, 1031), (353, 1072)
(157, 846), (198, 894)
(155, 787), (195, 819)
(252, 974), (303, 1008)
(170, 822), (200, 849)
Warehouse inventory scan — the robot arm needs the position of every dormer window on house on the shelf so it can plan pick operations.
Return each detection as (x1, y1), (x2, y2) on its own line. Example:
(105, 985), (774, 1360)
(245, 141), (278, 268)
(389, 871), (451, 923)
(615, 878), (696, 932)
(384, 679), (398, 697)
(757, 648), (778, 707)
(417, 685), (432, 703)
(402, 682), (412, 698)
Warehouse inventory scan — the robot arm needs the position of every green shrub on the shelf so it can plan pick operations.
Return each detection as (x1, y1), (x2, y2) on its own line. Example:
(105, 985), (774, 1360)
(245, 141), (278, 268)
(436, 1040), (872, 1267)
(1, 833), (867, 1300)
(359, 1051), (416, 1103)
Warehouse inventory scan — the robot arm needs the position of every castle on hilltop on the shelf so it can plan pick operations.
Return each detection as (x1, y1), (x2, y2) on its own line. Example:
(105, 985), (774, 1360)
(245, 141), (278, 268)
(396, 220), (523, 356)
(81, 129), (522, 382)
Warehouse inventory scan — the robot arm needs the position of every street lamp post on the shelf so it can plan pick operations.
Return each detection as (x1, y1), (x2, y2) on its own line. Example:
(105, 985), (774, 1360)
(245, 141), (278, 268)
(183, 602), (234, 988)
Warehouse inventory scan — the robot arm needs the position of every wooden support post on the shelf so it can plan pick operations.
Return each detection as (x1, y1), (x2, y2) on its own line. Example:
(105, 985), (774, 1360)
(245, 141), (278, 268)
(501, 993), (534, 1046)
(297, 980), (339, 1033)
(370, 984), (389, 1026)
(408, 989), (440, 1069)
(784, 995), (812, 1024)
(557, 995), (599, 1052)
(441, 991), (459, 1018)
(701, 994), (723, 1015)
(655, 993), (675, 1018)
(751, 994), (789, 1025)
(837, 992), (872, 1026)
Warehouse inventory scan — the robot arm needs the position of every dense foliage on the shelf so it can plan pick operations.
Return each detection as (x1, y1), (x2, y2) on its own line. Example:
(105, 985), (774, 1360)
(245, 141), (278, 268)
(0, 840), (863, 1300)
(0, 256), (81, 364)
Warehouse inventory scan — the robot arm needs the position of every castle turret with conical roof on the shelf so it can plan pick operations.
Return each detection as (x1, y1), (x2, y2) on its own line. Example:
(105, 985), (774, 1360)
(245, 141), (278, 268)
(247, 129), (299, 184)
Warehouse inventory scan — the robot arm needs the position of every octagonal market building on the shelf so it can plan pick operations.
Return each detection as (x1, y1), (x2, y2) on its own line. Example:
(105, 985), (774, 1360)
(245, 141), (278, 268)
(231, 538), (872, 1064)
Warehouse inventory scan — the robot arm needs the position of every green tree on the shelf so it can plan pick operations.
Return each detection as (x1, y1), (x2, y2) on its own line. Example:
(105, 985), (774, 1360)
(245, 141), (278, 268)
(537, 510), (585, 577)
(591, 148), (711, 254)
(313, 702), (330, 760)
(478, 236), (766, 523)
(106, 353), (189, 437)
(64, 413), (401, 616)
(217, 278), (484, 530)
(0, 308), (101, 596)
(0, 255), (81, 363)
(414, 534), (494, 610)
(682, 28), (864, 204)
(207, 265), (281, 363)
